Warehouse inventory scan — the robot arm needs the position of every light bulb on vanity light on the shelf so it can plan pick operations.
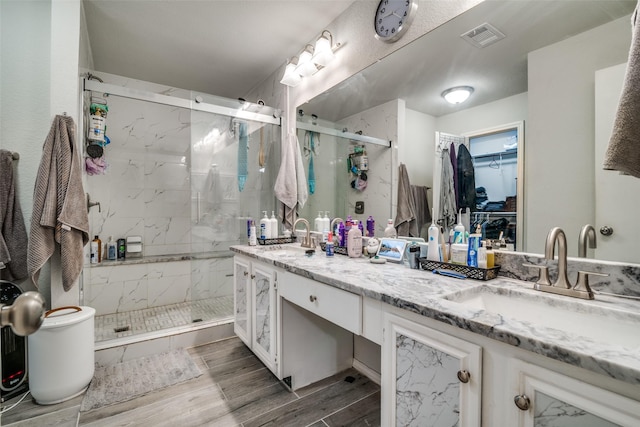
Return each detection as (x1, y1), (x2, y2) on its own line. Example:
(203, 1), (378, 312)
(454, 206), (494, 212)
(280, 57), (301, 87)
(295, 45), (318, 78)
(312, 30), (335, 67)
(442, 86), (474, 104)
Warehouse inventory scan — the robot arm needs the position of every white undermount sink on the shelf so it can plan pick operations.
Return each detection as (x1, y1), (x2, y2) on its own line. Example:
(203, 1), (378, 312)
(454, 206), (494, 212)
(259, 243), (315, 258)
(445, 285), (640, 349)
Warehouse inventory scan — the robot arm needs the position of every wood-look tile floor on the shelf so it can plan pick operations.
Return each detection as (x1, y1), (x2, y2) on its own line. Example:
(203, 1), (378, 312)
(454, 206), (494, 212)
(1, 337), (380, 427)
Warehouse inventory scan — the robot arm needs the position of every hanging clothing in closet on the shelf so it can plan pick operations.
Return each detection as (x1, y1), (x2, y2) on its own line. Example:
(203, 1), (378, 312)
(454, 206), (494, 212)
(439, 147), (457, 230)
(456, 144), (476, 211)
(0, 149), (28, 281)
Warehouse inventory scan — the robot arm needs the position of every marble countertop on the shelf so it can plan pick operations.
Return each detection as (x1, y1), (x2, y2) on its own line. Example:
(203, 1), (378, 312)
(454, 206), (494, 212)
(231, 244), (640, 386)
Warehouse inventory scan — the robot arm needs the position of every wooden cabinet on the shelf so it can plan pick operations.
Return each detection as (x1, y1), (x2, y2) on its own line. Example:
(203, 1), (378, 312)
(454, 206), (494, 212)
(505, 360), (640, 427)
(381, 312), (482, 427)
(233, 256), (279, 375)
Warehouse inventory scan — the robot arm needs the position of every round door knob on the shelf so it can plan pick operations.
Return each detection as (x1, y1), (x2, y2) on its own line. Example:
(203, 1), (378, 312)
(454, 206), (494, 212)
(456, 370), (470, 383)
(514, 394), (531, 411)
(599, 226), (614, 236)
(309, 295), (317, 302)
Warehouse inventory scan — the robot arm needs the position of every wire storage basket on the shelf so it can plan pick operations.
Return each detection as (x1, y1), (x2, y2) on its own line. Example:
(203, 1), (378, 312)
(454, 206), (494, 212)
(419, 258), (501, 281)
(257, 236), (297, 245)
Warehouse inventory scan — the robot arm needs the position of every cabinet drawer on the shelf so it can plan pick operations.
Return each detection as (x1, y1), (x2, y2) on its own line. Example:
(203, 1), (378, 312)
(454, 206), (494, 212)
(280, 274), (362, 335)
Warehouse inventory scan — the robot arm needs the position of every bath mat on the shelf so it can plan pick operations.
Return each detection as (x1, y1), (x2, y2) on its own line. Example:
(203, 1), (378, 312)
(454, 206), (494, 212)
(80, 348), (201, 412)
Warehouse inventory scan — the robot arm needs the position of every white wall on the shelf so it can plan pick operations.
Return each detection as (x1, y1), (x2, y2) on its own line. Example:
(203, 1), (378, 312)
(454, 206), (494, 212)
(403, 108), (436, 208)
(526, 16), (631, 256)
(1, 0), (83, 307)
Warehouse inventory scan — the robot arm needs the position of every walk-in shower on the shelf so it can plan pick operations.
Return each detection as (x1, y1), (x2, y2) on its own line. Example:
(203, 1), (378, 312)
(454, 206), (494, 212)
(81, 74), (280, 345)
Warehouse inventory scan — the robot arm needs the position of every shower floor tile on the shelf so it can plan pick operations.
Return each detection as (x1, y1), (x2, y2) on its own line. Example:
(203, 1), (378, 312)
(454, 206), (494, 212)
(94, 295), (233, 343)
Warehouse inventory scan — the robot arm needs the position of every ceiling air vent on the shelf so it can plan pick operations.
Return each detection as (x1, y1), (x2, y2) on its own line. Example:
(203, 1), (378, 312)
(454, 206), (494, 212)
(461, 23), (506, 48)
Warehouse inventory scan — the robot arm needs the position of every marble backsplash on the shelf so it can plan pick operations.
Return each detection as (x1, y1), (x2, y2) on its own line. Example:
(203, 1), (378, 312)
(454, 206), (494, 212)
(495, 251), (640, 298)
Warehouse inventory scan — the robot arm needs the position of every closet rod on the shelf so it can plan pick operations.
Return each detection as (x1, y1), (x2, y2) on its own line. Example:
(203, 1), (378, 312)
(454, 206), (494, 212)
(472, 149), (517, 160)
(83, 79), (281, 126)
(297, 121), (391, 147)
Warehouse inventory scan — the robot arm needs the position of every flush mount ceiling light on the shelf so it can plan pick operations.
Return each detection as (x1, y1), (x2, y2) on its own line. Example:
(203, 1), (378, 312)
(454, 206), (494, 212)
(312, 30), (335, 66)
(280, 57), (301, 87)
(295, 45), (318, 78)
(442, 86), (474, 104)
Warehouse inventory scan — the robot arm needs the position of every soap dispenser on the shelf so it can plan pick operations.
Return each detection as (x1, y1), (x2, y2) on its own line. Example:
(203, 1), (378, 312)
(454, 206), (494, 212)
(269, 211), (278, 238)
(315, 211), (324, 233)
(259, 211), (271, 240)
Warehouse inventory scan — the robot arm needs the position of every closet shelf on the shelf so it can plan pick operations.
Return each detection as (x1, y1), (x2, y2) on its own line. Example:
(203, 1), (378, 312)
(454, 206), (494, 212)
(472, 149), (517, 160)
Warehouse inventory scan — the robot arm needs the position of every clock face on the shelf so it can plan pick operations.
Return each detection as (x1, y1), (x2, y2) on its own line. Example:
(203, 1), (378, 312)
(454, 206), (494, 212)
(374, 0), (417, 42)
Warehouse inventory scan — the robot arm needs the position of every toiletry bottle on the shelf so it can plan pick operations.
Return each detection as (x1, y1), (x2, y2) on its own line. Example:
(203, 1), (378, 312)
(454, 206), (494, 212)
(249, 220), (257, 246)
(315, 211), (324, 232)
(269, 211), (278, 238)
(478, 241), (488, 269)
(409, 244), (420, 269)
(486, 242), (495, 268)
(117, 238), (126, 259)
(326, 232), (334, 257)
(90, 238), (99, 264)
(467, 234), (481, 267)
(347, 220), (363, 258)
(322, 211), (331, 242)
(93, 235), (102, 262)
(107, 236), (117, 261)
(366, 216), (375, 237)
(384, 219), (397, 238)
(453, 210), (465, 244)
(358, 219), (364, 235)
(338, 221), (346, 247)
(426, 220), (442, 262)
(346, 215), (353, 233)
(259, 211), (271, 240)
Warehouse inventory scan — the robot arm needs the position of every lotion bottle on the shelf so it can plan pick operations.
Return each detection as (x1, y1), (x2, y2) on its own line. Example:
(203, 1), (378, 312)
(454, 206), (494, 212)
(107, 236), (117, 261)
(315, 211), (323, 232)
(249, 220), (257, 246)
(347, 220), (363, 258)
(269, 211), (278, 238)
(384, 219), (397, 238)
(259, 211), (271, 240)
(322, 211), (331, 242)
(426, 218), (442, 262)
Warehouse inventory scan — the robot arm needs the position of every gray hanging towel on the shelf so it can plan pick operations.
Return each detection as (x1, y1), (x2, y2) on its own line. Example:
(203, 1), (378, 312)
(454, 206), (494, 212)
(0, 150), (28, 281)
(28, 115), (89, 291)
(411, 185), (431, 235)
(394, 163), (419, 237)
(603, 3), (640, 178)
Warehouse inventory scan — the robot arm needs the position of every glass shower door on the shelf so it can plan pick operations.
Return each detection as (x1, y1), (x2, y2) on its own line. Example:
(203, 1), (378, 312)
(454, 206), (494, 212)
(189, 95), (280, 324)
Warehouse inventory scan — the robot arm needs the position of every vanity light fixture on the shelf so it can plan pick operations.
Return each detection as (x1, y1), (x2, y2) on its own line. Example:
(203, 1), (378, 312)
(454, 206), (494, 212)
(280, 30), (339, 87)
(312, 30), (335, 66)
(295, 45), (318, 78)
(442, 86), (474, 104)
(280, 57), (302, 87)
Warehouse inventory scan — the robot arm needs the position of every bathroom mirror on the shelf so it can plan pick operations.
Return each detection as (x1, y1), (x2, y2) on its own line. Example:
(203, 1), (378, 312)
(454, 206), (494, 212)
(297, 0), (639, 263)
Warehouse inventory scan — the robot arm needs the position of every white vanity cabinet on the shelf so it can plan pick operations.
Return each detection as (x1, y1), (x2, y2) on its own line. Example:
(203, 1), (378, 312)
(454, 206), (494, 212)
(381, 312), (482, 427)
(505, 360), (640, 427)
(233, 255), (279, 375)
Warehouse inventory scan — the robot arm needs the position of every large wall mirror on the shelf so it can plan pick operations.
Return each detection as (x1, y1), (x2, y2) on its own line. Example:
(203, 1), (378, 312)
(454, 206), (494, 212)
(297, 0), (638, 264)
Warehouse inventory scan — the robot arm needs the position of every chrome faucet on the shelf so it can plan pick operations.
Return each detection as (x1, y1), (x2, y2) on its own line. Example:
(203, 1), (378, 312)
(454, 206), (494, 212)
(525, 227), (606, 300)
(578, 224), (596, 258)
(293, 218), (315, 249)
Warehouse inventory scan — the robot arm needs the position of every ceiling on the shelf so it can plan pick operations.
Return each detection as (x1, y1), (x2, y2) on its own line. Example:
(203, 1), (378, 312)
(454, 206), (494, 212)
(301, 0), (636, 121)
(83, 0), (354, 99)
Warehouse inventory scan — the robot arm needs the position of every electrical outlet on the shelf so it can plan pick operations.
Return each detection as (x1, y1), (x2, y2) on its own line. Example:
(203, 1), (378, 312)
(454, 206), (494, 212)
(355, 201), (364, 214)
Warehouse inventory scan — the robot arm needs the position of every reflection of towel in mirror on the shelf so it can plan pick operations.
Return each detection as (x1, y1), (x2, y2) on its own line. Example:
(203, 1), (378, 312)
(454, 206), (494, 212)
(28, 115), (89, 291)
(411, 185), (431, 234)
(603, 4), (640, 178)
(394, 164), (419, 237)
(274, 133), (308, 230)
(439, 148), (457, 230)
(0, 150), (28, 281)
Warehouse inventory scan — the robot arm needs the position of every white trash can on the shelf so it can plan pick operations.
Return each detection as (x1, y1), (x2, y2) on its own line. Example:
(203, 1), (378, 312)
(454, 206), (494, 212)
(27, 306), (95, 405)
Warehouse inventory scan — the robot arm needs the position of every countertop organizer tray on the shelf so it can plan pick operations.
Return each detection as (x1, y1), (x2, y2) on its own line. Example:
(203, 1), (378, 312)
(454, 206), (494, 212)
(257, 236), (297, 245)
(419, 258), (501, 281)
(319, 242), (349, 256)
